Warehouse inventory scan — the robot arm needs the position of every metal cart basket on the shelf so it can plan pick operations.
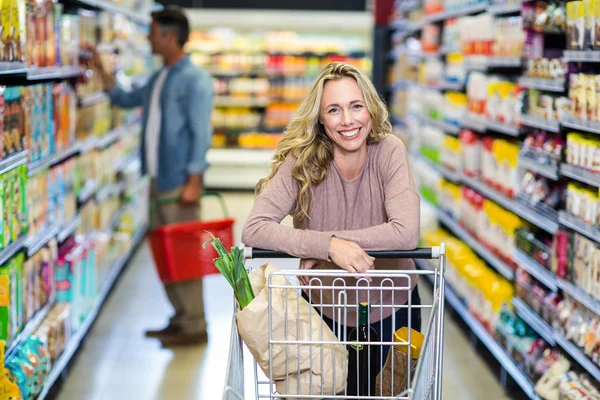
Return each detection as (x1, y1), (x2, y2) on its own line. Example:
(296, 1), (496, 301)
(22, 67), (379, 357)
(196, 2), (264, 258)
(223, 245), (446, 400)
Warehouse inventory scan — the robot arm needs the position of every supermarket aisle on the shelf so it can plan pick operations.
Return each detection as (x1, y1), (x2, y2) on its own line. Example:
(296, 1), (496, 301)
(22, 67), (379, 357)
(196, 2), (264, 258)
(57, 193), (511, 400)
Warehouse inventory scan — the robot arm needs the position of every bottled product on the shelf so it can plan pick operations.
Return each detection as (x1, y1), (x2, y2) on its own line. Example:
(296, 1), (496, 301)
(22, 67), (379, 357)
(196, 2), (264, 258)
(347, 302), (379, 396)
(376, 327), (424, 396)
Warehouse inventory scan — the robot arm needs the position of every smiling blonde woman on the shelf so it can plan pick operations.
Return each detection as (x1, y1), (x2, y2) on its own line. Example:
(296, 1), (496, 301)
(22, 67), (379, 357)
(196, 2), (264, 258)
(242, 62), (421, 393)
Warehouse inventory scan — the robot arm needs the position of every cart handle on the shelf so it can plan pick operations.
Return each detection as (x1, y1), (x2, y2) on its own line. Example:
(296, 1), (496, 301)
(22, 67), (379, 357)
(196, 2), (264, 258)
(151, 191), (230, 217)
(244, 247), (442, 260)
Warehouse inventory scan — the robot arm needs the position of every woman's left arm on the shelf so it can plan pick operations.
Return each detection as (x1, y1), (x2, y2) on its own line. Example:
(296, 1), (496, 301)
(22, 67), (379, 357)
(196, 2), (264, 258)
(325, 138), (421, 250)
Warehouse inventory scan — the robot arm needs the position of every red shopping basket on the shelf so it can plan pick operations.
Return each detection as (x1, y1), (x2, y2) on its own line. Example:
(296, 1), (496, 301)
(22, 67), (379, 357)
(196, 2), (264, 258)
(148, 193), (235, 283)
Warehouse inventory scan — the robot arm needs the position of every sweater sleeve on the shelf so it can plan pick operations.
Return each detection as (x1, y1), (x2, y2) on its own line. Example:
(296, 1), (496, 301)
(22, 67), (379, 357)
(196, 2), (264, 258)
(324, 137), (420, 251)
(241, 157), (333, 260)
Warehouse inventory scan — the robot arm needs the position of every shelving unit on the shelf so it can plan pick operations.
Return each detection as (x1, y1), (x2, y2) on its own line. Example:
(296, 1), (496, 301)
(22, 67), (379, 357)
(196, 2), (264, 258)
(79, 91), (109, 108)
(433, 205), (515, 280)
(512, 297), (556, 346)
(5, 302), (54, 360)
(513, 249), (558, 291)
(519, 114), (560, 133)
(558, 211), (600, 244)
(562, 50), (600, 63)
(0, 151), (28, 175)
(486, 120), (521, 136)
(59, 0), (151, 25)
(26, 66), (84, 81)
(36, 226), (147, 400)
(556, 279), (600, 315)
(560, 164), (600, 188)
(460, 174), (559, 234)
(417, 260), (540, 400)
(416, 114), (461, 135)
(27, 144), (80, 177)
(57, 215), (82, 244)
(413, 153), (461, 183)
(421, 3), (488, 23)
(0, 236), (28, 266)
(25, 223), (62, 258)
(389, 0), (600, 394)
(560, 115), (600, 136)
(516, 77), (565, 92)
(553, 334), (600, 382)
(487, 2), (522, 15)
(518, 155), (560, 181)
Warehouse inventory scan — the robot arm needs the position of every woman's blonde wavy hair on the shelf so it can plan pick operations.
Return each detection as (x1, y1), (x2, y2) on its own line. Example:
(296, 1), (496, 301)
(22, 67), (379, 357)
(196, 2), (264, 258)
(256, 62), (392, 220)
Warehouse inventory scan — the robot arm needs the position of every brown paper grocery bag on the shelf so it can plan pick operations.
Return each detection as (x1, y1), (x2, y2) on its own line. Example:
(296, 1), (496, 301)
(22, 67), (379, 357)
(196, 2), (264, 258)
(236, 263), (347, 398)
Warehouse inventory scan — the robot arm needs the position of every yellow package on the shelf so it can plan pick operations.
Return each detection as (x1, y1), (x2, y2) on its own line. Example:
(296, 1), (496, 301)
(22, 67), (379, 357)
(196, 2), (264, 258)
(586, 74), (597, 121)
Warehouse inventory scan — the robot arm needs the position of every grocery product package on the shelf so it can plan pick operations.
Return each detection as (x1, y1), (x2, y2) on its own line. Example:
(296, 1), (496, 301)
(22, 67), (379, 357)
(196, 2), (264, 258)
(236, 263), (347, 398)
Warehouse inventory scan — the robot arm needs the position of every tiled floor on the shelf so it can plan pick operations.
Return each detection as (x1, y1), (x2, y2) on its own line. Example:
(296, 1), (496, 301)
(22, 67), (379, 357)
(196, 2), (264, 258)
(56, 193), (512, 400)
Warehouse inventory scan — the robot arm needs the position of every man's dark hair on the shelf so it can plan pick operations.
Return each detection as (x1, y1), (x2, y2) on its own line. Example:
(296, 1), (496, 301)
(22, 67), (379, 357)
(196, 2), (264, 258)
(151, 6), (190, 47)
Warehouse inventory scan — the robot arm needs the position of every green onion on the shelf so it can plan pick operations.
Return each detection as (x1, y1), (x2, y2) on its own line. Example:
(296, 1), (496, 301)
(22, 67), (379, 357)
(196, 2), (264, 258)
(204, 233), (255, 309)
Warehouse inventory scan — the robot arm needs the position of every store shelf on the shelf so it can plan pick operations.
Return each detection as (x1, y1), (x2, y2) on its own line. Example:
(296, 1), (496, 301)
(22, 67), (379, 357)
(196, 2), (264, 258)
(464, 62), (489, 71)
(423, 270), (540, 400)
(0, 236), (27, 266)
(514, 249), (558, 291)
(79, 136), (100, 154)
(519, 114), (560, 133)
(37, 225), (147, 400)
(96, 124), (135, 150)
(417, 154), (461, 183)
(554, 334), (600, 382)
(487, 1), (522, 15)
(558, 211), (600, 244)
(25, 223), (61, 258)
(57, 215), (81, 244)
(560, 115), (600, 136)
(517, 77), (565, 92)
(78, 91), (109, 108)
(5, 301), (53, 361)
(435, 207), (515, 280)
(26, 66), (83, 81)
(214, 97), (270, 107)
(461, 117), (487, 133)
(486, 120), (521, 136)
(27, 144), (80, 177)
(0, 151), (28, 175)
(512, 297), (556, 345)
(418, 114), (460, 135)
(556, 278), (600, 316)
(563, 50), (600, 63)
(518, 155), (560, 181)
(422, 3), (487, 23)
(0, 62), (28, 76)
(487, 56), (523, 68)
(78, 180), (99, 205)
(560, 163), (600, 188)
(461, 174), (559, 234)
(60, 0), (150, 25)
(437, 81), (465, 91)
(96, 182), (123, 203)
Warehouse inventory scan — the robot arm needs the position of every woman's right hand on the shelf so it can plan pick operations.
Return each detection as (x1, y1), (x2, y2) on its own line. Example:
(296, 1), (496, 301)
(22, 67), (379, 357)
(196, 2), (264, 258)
(328, 237), (375, 275)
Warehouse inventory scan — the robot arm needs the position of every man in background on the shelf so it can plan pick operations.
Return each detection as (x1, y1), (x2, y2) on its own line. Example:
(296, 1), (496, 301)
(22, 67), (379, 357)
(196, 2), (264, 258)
(87, 5), (213, 346)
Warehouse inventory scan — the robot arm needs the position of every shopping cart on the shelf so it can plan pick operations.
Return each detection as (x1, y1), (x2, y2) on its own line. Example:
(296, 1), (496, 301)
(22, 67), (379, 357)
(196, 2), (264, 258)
(223, 245), (446, 400)
(148, 192), (235, 283)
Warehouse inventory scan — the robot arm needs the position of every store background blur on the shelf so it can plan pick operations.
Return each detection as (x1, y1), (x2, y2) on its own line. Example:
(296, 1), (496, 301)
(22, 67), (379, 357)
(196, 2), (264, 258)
(0, 0), (597, 399)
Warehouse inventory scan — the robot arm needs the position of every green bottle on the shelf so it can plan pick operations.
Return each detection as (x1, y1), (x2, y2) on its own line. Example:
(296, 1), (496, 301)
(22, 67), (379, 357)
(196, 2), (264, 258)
(347, 302), (380, 396)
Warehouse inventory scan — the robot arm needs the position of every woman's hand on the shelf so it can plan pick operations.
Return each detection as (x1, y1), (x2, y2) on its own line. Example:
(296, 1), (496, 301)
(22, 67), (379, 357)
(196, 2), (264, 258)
(328, 237), (375, 275)
(298, 259), (319, 286)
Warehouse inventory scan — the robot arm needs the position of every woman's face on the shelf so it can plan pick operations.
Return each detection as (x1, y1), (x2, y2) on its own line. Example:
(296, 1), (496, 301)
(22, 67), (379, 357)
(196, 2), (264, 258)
(319, 77), (372, 156)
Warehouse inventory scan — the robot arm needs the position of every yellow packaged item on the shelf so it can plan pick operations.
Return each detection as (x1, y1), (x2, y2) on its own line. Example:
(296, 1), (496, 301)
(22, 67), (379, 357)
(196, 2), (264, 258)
(375, 327), (424, 396)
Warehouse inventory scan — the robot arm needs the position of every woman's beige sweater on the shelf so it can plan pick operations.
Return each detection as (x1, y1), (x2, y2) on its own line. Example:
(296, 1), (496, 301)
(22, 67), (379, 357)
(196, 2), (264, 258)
(242, 134), (421, 325)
